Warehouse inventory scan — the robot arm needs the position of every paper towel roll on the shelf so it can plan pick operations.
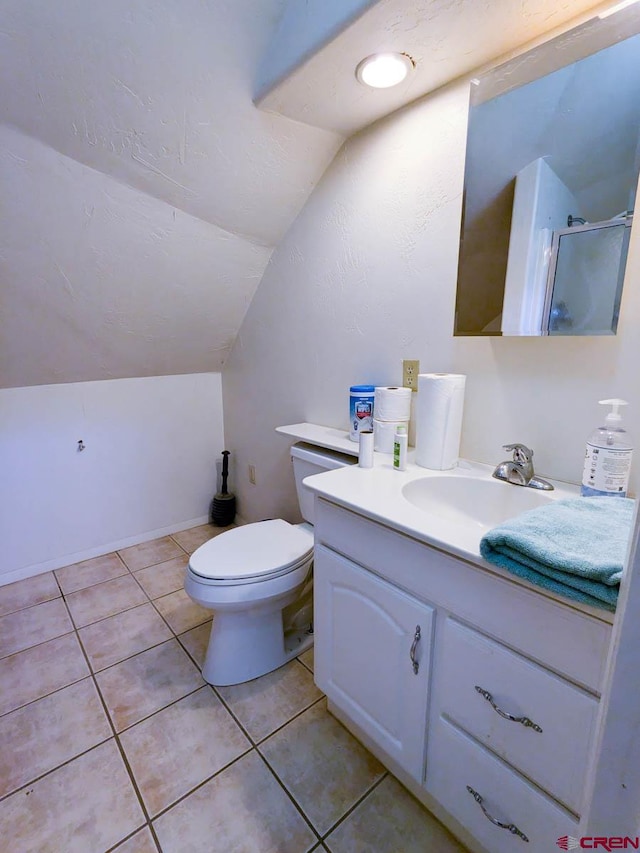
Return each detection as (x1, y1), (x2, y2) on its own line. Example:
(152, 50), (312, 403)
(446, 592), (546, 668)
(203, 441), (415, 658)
(374, 386), (412, 422)
(415, 374), (466, 470)
(374, 418), (410, 454)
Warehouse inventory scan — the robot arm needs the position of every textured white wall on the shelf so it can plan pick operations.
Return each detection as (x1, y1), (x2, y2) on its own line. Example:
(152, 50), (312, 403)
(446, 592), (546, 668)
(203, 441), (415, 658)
(223, 80), (640, 524)
(0, 373), (223, 583)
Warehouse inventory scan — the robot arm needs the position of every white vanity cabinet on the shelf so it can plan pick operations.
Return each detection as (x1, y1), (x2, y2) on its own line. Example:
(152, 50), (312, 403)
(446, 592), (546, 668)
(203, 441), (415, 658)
(313, 497), (613, 853)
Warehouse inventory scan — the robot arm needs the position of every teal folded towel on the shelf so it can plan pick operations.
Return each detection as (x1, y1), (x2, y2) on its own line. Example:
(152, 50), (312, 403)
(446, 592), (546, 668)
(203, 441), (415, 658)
(480, 496), (635, 611)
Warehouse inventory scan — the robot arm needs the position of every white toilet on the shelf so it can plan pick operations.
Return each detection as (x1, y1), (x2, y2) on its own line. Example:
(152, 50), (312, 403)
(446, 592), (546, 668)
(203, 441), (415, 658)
(184, 442), (355, 686)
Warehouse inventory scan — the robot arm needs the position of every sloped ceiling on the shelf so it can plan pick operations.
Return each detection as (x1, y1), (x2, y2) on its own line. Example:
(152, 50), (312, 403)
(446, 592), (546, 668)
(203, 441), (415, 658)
(0, 0), (342, 388)
(1, 0), (620, 389)
(257, 0), (608, 135)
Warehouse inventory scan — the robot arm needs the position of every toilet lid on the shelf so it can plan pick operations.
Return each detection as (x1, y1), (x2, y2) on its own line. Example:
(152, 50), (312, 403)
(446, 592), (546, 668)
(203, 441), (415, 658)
(189, 519), (314, 581)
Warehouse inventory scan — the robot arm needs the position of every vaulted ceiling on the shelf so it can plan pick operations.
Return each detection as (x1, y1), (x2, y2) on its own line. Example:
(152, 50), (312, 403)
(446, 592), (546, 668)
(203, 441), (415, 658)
(1, 0), (612, 388)
(0, 0), (342, 387)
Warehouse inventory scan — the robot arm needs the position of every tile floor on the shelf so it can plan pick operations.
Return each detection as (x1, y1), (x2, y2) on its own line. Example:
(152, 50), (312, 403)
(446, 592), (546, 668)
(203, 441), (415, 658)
(0, 524), (468, 853)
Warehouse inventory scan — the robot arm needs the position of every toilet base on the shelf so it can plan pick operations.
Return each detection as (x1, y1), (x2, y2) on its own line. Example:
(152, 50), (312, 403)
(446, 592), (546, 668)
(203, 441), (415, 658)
(201, 609), (313, 686)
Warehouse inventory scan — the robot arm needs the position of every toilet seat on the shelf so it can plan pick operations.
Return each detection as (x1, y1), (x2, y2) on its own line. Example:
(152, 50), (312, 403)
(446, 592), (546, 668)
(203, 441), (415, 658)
(188, 519), (313, 586)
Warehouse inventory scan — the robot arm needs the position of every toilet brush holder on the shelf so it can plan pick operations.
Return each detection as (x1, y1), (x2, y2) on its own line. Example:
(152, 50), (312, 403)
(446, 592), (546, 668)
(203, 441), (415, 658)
(210, 451), (236, 526)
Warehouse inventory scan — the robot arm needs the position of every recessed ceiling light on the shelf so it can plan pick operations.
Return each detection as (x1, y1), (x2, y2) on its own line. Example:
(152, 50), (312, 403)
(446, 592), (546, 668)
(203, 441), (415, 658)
(355, 53), (415, 89)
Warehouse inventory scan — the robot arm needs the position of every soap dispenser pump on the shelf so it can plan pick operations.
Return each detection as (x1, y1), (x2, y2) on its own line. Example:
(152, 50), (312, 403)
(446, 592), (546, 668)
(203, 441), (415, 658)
(581, 399), (633, 498)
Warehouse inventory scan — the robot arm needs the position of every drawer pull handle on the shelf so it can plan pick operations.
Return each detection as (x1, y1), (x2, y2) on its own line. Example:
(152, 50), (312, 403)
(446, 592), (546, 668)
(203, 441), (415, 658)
(410, 625), (421, 674)
(475, 686), (543, 733)
(466, 785), (529, 842)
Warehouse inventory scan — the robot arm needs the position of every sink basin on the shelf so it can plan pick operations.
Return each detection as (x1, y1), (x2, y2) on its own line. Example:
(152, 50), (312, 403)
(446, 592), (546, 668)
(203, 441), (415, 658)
(402, 475), (556, 529)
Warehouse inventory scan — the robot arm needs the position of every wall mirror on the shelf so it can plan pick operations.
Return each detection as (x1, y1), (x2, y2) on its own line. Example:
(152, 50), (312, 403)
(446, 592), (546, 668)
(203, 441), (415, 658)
(454, 6), (640, 336)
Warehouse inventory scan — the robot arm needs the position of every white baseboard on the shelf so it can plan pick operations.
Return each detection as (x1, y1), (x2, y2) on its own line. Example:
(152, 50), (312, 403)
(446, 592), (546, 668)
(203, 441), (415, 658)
(0, 515), (210, 587)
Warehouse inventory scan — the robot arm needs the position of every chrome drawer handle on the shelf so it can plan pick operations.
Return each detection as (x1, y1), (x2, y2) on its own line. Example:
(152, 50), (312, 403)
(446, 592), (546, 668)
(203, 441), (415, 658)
(475, 686), (543, 733)
(466, 786), (529, 843)
(410, 625), (421, 674)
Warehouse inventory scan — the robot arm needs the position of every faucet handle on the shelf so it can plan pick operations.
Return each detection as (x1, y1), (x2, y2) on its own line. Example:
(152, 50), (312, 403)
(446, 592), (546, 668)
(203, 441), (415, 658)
(502, 443), (533, 465)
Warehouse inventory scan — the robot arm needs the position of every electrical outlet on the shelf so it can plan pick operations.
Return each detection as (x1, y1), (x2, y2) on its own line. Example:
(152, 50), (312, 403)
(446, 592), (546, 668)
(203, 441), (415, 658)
(403, 359), (420, 392)
(248, 464), (256, 485)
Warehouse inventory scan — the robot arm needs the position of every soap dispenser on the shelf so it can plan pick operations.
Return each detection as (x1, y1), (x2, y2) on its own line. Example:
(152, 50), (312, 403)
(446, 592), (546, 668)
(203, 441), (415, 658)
(581, 399), (633, 497)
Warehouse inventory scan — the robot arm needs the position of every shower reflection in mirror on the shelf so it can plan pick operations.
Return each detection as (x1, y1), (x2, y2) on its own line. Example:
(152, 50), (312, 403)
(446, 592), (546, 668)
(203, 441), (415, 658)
(454, 8), (640, 337)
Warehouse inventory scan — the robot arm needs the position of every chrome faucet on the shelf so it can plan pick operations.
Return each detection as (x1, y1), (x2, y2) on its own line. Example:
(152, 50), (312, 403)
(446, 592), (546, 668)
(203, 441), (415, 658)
(492, 444), (554, 491)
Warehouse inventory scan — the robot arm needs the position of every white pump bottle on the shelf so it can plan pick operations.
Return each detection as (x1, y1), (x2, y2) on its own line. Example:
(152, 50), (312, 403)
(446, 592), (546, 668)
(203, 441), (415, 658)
(581, 399), (633, 498)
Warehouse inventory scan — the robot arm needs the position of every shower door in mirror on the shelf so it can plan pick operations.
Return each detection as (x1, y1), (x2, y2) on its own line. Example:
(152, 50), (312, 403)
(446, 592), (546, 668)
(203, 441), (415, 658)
(545, 218), (631, 335)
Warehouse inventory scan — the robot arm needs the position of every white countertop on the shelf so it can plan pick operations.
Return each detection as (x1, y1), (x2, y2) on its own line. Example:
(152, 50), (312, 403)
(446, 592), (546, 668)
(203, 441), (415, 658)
(277, 424), (613, 624)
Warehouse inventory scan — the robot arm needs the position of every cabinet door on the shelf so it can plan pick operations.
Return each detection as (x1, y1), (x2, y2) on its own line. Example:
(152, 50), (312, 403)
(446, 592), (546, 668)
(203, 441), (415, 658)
(314, 544), (434, 782)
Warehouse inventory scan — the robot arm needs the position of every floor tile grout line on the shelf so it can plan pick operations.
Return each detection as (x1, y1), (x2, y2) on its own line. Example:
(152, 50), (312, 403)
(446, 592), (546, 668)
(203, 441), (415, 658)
(176, 632), (324, 751)
(56, 569), (131, 597)
(0, 530), (201, 613)
(104, 824), (160, 853)
(65, 578), (151, 629)
(54, 550), (132, 595)
(129, 569), (192, 638)
(0, 620), (76, 663)
(58, 593), (159, 842)
(66, 578), (210, 735)
(298, 656), (314, 675)
(75, 601), (178, 642)
(253, 692), (326, 747)
(0, 669), (90, 719)
(167, 533), (192, 556)
(83, 633), (179, 676)
(111, 681), (207, 737)
(205, 683), (258, 747)
(0, 614), (204, 719)
(142, 743), (256, 826)
(66, 577), (216, 853)
(0, 733), (115, 805)
(254, 702), (389, 844)
(57, 572), (131, 597)
(0, 561), (206, 659)
(148, 596), (211, 638)
(1, 581), (315, 733)
(65, 572), (197, 673)
(252, 747), (323, 844)
(1, 676), (334, 851)
(319, 770), (389, 843)
(0, 593), (154, 835)
(0, 590), (63, 619)
(1, 540), (208, 666)
(118, 539), (190, 573)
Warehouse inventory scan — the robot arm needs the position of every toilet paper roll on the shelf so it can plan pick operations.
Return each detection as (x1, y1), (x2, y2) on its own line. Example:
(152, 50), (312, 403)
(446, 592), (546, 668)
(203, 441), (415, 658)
(374, 418), (410, 454)
(415, 374), (466, 470)
(359, 430), (375, 468)
(374, 386), (412, 422)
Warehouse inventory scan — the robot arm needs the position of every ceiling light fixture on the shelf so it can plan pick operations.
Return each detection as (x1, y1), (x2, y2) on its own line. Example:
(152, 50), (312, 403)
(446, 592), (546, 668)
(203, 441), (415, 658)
(355, 53), (415, 89)
(598, 0), (640, 19)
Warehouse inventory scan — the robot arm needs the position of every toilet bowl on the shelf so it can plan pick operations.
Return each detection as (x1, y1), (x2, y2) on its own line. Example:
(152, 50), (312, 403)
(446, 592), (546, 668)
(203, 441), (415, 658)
(184, 442), (355, 686)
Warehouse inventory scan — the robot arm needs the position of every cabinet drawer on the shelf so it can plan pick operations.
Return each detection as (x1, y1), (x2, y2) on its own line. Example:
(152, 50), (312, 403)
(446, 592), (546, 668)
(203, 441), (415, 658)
(426, 717), (578, 853)
(433, 618), (598, 814)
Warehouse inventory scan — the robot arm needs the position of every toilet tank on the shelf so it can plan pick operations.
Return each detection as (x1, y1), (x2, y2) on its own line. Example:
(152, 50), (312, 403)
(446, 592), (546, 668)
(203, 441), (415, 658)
(291, 442), (356, 524)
